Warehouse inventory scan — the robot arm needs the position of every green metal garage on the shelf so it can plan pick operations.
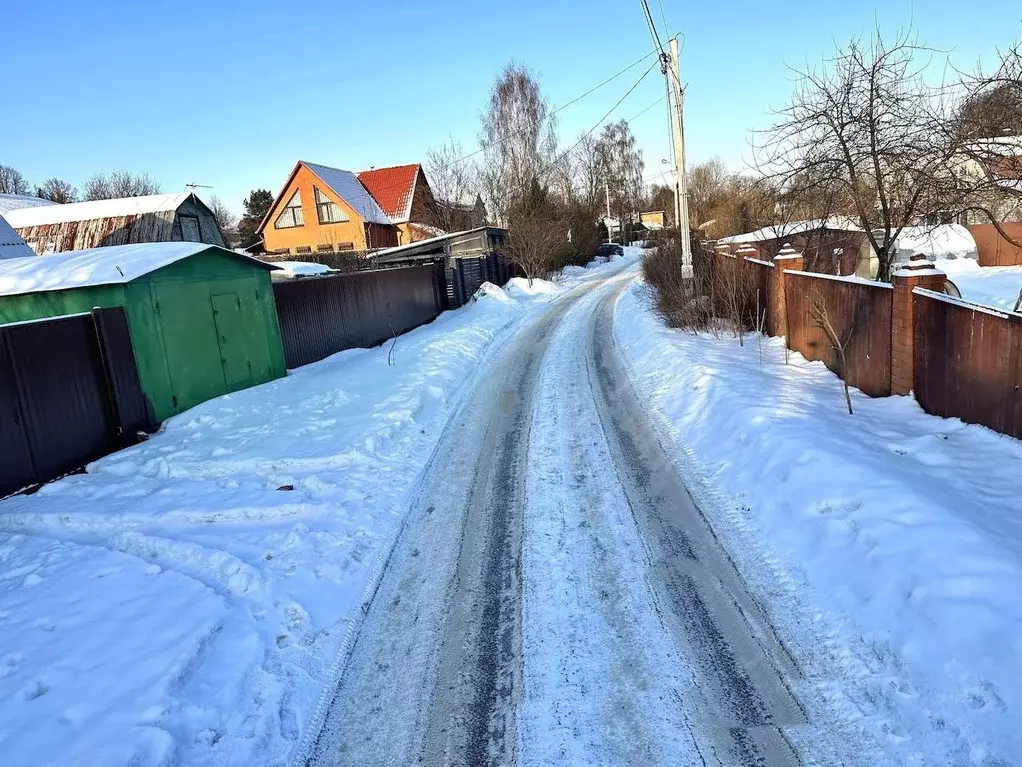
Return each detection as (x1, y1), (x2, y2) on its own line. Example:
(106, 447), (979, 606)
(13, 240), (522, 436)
(0, 242), (286, 422)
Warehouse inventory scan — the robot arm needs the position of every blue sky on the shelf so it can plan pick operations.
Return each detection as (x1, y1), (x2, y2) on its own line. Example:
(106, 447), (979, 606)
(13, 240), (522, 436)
(3, 0), (1020, 215)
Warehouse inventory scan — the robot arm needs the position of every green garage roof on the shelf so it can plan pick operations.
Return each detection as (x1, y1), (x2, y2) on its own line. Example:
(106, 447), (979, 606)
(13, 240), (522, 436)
(0, 242), (278, 296)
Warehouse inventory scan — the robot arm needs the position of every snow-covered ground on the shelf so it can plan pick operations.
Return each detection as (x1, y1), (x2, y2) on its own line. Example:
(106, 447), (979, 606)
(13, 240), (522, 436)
(615, 279), (1022, 764)
(938, 258), (1022, 312)
(0, 252), (636, 766)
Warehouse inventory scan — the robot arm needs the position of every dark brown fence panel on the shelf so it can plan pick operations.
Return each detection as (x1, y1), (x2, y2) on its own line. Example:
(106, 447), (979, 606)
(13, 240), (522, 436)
(914, 290), (1022, 438)
(784, 271), (893, 397)
(0, 308), (151, 498)
(273, 264), (444, 370)
(92, 308), (155, 438)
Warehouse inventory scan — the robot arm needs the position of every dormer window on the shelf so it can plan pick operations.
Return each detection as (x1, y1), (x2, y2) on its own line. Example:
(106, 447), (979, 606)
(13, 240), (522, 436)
(316, 186), (348, 224)
(275, 191), (304, 229)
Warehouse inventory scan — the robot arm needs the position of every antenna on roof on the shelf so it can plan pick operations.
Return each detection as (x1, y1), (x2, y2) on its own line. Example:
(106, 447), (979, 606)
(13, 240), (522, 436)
(185, 183), (213, 190)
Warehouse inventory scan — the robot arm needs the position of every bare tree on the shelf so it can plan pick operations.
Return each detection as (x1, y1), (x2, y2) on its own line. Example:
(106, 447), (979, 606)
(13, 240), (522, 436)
(810, 289), (855, 414)
(596, 120), (644, 243)
(207, 195), (238, 247)
(0, 165), (30, 195)
(424, 138), (478, 233)
(35, 178), (77, 204)
(83, 170), (161, 200)
(760, 30), (964, 280)
(479, 62), (557, 226)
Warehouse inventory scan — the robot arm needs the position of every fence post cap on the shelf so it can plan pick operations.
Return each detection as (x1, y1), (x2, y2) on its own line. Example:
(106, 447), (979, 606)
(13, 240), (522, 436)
(734, 244), (758, 254)
(892, 252), (945, 280)
(773, 243), (803, 260)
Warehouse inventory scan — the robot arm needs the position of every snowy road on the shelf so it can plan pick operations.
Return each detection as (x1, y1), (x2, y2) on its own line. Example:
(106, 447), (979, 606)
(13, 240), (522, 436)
(308, 264), (813, 765)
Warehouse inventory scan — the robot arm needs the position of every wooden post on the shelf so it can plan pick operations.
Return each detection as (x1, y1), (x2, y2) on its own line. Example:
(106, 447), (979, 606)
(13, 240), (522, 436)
(891, 254), (946, 395)
(772, 243), (804, 339)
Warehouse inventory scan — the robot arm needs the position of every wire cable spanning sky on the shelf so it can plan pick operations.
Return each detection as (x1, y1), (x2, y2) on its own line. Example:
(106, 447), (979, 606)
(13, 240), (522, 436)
(2, 0), (1018, 213)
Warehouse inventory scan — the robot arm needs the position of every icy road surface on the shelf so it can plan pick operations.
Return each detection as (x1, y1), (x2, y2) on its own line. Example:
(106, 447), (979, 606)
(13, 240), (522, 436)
(309, 265), (825, 765)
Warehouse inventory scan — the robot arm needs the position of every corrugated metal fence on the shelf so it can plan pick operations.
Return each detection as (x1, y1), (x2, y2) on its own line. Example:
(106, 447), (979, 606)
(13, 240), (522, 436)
(273, 263), (447, 369)
(914, 289), (1022, 439)
(0, 308), (153, 498)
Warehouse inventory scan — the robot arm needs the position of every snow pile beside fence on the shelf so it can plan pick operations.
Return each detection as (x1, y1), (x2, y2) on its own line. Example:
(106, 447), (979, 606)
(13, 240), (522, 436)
(614, 279), (1022, 764)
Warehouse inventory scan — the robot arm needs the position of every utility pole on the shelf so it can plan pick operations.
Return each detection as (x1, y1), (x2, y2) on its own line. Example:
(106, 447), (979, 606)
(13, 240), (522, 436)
(605, 179), (613, 243)
(668, 37), (693, 278)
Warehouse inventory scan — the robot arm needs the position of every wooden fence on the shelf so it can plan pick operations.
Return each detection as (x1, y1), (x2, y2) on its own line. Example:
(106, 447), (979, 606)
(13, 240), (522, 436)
(712, 246), (1022, 441)
(913, 289), (1022, 439)
(784, 272), (894, 397)
(0, 308), (153, 498)
(968, 223), (1022, 267)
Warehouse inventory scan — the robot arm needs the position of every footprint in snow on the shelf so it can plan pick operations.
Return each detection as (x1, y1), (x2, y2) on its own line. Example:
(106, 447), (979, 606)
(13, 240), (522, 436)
(22, 573), (43, 587)
(22, 678), (49, 701)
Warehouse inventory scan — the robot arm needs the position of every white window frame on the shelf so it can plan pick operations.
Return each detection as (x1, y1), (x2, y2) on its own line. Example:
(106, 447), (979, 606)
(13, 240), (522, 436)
(315, 186), (349, 224)
(275, 191), (304, 229)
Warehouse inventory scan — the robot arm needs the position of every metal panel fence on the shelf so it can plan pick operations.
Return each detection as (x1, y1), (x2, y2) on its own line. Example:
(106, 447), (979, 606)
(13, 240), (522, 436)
(913, 289), (1022, 439)
(785, 271), (894, 397)
(273, 263), (446, 369)
(0, 308), (153, 498)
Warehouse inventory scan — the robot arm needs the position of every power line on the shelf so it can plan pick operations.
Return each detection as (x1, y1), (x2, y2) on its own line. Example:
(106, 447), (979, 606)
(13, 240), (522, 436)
(261, 49), (662, 220)
(535, 62), (659, 186)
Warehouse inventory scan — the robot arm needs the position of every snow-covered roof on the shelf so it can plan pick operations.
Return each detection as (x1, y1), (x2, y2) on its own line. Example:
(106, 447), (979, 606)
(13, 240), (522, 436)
(4, 192), (194, 228)
(0, 214), (35, 260)
(303, 162), (391, 225)
(269, 261), (336, 278)
(0, 194), (54, 216)
(372, 226), (490, 260)
(0, 242), (276, 297)
(719, 217), (863, 244)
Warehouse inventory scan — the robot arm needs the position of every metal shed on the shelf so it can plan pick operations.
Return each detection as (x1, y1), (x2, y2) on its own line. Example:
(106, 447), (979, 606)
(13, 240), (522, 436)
(0, 242), (286, 422)
(3, 192), (226, 256)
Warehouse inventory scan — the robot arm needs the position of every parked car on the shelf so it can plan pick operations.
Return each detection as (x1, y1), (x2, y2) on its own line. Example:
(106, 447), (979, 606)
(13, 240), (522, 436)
(595, 243), (624, 260)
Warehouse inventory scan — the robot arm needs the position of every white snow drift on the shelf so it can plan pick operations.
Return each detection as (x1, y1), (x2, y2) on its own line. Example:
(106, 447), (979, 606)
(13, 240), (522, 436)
(615, 278), (1022, 764)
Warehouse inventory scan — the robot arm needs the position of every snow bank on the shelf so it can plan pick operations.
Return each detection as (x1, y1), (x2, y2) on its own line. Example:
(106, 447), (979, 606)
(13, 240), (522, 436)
(269, 261), (336, 279)
(503, 276), (562, 301)
(937, 258), (1022, 312)
(614, 280), (1022, 763)
(0, 252), (635, 765)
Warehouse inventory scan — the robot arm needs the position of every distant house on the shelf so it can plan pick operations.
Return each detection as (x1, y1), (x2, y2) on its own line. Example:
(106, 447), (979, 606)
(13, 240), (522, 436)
(5, 192), (226, 255)
(436, 194), (488, 232)
(640, 210), (666, 229)
(718, 218), (878, 277)
(0, 214), (34, 260)
(356, 164), (443, 245)
(0, 193), (54, 216)
(258, 161), (399, 256)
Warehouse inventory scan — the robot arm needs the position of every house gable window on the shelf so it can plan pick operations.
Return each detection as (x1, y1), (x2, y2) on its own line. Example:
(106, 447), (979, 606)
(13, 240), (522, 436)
(275, 191), (304, 229)
(315, 186), (349, 224)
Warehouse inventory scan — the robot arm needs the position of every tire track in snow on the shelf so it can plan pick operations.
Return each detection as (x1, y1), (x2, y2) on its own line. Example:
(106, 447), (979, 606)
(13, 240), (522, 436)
(306, 274), (620, 765)
(588, 276), (807, 763)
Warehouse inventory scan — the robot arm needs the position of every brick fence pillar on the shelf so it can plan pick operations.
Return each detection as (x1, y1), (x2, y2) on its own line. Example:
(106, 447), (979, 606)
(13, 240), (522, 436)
(891, 254), (947, 395)
(771, 243), (804, 338)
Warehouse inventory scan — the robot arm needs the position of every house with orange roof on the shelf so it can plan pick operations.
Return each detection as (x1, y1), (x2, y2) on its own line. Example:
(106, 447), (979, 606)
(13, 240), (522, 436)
(356, 164), (442, 246)
(258, 161), (442, 256)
